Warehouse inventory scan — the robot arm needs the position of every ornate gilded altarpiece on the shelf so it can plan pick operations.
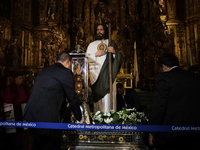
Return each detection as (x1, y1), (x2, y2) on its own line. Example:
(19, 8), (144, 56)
(0, 0), (200, 99)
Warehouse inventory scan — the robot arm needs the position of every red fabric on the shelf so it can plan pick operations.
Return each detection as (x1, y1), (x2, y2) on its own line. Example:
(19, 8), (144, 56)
(17, 84), (29, 103)
(3, 85), (30, 104)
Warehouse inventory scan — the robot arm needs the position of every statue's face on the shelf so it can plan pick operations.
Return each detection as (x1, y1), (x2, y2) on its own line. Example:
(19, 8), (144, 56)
(96, 25), (105, 40)
(97, 25), (104, 35)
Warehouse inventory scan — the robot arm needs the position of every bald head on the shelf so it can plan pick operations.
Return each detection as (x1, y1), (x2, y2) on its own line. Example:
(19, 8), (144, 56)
(57, 51), (72, 70)
(56, 51), (72, 62)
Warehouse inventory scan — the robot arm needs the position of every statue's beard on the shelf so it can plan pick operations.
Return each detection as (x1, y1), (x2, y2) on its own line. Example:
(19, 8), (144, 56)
(95, 33), (105, 40)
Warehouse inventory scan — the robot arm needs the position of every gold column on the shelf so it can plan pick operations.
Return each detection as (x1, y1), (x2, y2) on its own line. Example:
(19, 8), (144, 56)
(119, 0), (126, 76)
(84, 0), (90, 44)
(74, 0), (84, 19)
(142, 0), (148, 19)
(176, 24), (184, 64)
(63, 0), (70, 49)
(63, 0), (69, 24)
(115, 0), (120, 30)
(38, 0), (48, 26)
(167, 0), (177, 20)
(90, 1), (95, 40)
(32, 38), (39, 66)
(119, 0), (126, 44)
(11, 0), (23, 22)
(186, 0), (200, 65)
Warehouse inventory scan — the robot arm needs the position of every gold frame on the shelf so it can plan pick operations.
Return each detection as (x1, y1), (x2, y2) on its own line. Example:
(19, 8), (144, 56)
(124, 78), (132, 89)
(97, 43), (107, 51)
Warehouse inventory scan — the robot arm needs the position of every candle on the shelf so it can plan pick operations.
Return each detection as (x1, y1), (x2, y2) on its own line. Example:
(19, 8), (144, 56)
(134, 41), (136, 49)
(25, 48), (28, 66)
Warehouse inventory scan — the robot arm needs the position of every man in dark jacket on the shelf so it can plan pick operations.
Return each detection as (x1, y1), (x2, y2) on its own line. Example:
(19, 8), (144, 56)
(24, 51), (82, 150)
(149, 53), (200, 150)
(116, 83), (141, 111)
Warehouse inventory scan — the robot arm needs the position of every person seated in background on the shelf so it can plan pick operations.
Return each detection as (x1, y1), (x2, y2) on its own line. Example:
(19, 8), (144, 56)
(116, 83), (141, 112)
(3, 71), (31, 150)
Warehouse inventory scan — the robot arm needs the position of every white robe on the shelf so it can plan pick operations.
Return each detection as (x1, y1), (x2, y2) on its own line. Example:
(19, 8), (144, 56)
(86, 39), (116, 113)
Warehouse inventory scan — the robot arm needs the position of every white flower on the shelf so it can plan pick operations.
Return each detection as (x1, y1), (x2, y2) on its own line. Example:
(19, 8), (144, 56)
(94, 114), (103, 122)
(95, 111), (101, 116)
(103, 113), (111, 117)
(127, 108), (136, 111)
(104, 118), (112, 124)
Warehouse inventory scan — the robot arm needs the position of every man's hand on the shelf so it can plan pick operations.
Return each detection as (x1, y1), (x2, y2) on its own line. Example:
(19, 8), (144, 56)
(108, 46), (115, 54)
(77, 119), (86, 124)
(95, 50), (106, 57)
(149, 134), (155, 147)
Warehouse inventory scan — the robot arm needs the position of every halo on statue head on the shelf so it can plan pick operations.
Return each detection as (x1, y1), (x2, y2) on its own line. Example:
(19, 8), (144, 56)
(97, 43), (107, 51)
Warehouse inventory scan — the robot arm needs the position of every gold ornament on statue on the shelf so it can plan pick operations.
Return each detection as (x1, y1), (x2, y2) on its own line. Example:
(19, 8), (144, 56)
(97, 43), (107, 51)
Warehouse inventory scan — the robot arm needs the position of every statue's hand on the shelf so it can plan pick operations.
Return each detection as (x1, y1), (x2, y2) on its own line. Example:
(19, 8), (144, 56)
(108, 46), (115, 54)
(95, 50), (106, 57)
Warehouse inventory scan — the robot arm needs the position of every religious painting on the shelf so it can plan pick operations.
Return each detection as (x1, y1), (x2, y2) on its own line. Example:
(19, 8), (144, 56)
(159, 0), (167, 15)
(94, 0), (117, 30)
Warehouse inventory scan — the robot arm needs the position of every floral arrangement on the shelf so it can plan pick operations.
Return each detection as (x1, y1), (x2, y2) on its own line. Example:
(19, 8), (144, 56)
(91, 108), (148, 125)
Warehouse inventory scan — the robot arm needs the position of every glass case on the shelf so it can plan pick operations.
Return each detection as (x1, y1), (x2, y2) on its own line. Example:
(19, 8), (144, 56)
(69, 45), (90, 124)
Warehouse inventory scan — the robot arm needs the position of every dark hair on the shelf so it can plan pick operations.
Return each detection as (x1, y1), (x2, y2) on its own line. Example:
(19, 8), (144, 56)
(117, 83), (124, 89)
(56, 51), (72, 62)
(159, 53), (179, 67)
(95, 24), (108, 39)
(15, 71), (23, 78)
